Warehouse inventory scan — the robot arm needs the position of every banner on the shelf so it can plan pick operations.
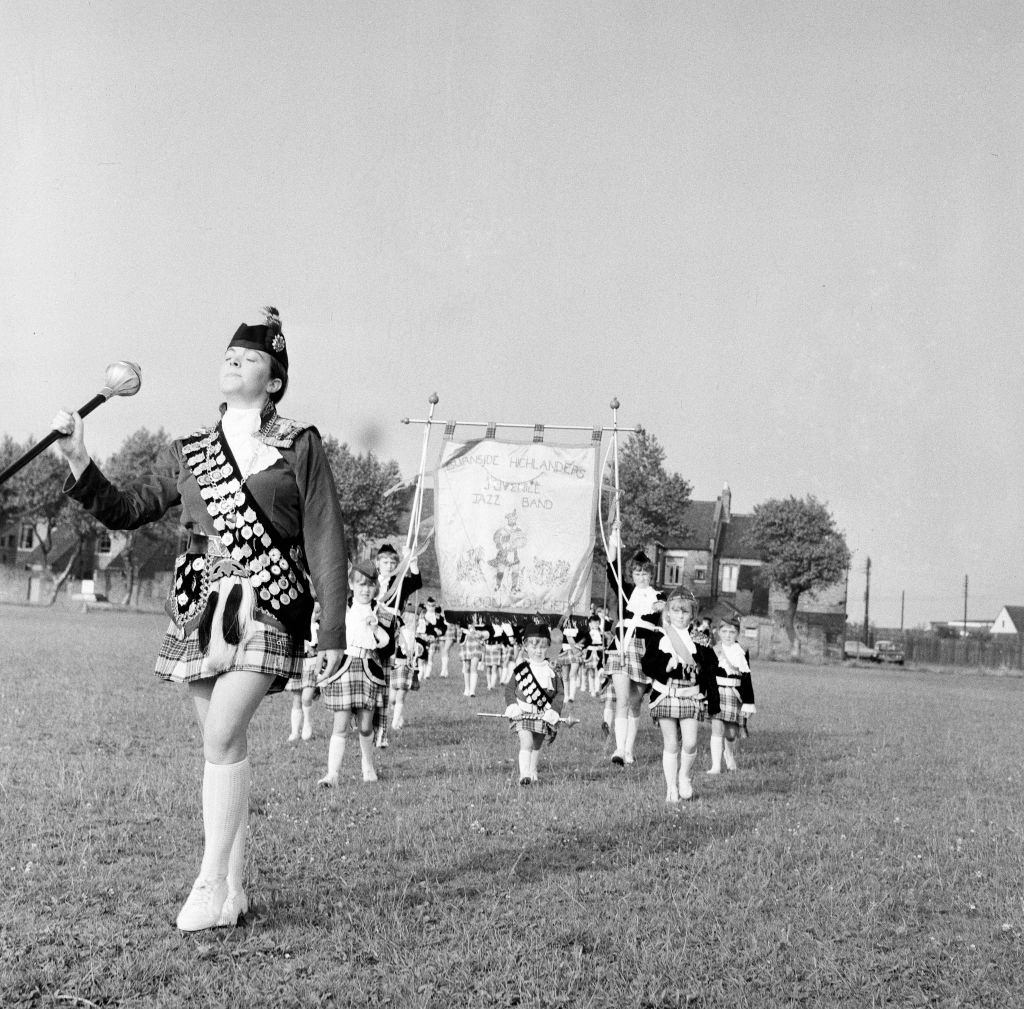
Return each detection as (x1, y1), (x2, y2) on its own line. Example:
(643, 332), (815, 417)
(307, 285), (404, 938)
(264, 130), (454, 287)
(434, 439), (599, 615)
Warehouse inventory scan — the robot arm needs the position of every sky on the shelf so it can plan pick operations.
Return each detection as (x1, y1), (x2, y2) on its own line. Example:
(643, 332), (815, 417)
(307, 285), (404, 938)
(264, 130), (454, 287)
(3, 1), (1023, 629)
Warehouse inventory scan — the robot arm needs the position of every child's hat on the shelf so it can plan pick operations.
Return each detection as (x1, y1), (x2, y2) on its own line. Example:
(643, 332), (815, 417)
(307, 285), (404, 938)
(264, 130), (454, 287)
(376, 542), (399, 557)
(719, 614), (741, 630)
(522, 622), (551, 641)
(350, 558), (378, 582)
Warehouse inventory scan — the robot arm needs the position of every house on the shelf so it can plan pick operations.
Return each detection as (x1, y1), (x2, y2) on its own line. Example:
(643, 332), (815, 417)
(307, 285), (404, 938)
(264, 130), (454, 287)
(647, 483), (849, 654)
(989, 606), (1024, 636)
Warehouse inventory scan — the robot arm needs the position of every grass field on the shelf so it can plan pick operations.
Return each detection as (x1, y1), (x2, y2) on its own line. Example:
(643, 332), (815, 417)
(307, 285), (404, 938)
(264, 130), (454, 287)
(2, 606), (1023, 1008)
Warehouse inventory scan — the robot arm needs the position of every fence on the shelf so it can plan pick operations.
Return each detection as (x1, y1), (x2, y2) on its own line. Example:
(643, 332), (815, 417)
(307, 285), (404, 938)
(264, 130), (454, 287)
(900, 635), (1024, 671)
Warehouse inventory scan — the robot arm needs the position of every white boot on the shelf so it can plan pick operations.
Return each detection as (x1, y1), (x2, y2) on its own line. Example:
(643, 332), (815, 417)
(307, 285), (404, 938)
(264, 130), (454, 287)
(678, 748), (696, 799)
(317, 734), (345, 788)
(708, 734), (724, 775)
(624, 715), (640, 764)
(612, 716), (628, 764)
(177, 759), (249, 931)
(663, 750), (680, 803)
(359, 732), (378, 782)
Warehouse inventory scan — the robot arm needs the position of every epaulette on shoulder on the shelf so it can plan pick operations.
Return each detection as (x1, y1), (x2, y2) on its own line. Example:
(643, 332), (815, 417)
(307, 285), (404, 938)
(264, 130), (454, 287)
(259, 414), (311, 449)
(180, 423), (217, 445)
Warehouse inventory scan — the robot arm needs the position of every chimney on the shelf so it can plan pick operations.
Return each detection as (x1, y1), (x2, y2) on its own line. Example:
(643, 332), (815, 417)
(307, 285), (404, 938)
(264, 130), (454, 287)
(721, 482), (732, 523)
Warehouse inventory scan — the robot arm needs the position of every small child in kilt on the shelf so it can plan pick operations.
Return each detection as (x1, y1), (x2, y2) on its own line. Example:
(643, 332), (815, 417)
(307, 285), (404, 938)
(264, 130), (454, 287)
(390, 606), (423, 730)
(317, 561), (396, 785)
(462, 615), (487, 696)
(709, 616), (756, 773)
(484, 620), (505, 692)
(649, 590), (721, 801)
(502, 623), (564, 785)
(286, 600), (321, 741)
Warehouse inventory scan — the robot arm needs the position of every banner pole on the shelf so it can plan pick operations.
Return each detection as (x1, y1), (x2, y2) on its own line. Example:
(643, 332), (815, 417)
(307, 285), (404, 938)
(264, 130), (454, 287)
(610, 397), (625, 651)
(388, 392), (437, 612)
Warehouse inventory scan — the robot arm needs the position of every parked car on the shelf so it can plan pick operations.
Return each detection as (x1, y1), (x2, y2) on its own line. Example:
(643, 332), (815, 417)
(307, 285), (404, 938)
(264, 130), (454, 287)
(844, 640), (879, 661)
(874, 640), (905, 665)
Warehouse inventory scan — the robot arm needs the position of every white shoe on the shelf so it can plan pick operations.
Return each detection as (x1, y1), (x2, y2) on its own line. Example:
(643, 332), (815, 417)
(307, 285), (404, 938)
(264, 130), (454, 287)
(679, 778), (694, 800)
(724, 754), (738, 771)
(362, 764), (378, 783)
(287, 731), (299, 742)
(218, 889), (249, 926)
(707, 766), (722, 776)
(317, 773), (338, 789)
(666, 790), (680, 804)
(176, 878), (228, 932)
(623, 753), (635, 766)
(300, 723), (313, 741)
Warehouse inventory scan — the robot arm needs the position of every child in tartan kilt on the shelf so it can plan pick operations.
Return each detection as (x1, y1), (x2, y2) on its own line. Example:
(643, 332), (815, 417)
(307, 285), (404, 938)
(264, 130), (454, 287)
(317, 561), (397, 785)
(417, 597), (446, 680)
(286, 600), (322, 742)
(708, 616), (756, 774)
(484, 619), (506, 691)
(502, 623), (564, 785)
(390, 606), (424, 730)
(649, 590), (721, 801)
(439, 615), (461, 678)
(607, 550), (665, 766)
(462, 615), (488, 696)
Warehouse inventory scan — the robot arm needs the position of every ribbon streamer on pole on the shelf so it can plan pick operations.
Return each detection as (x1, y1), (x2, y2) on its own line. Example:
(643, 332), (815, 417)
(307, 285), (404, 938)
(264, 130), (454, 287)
(0, 361), (143, 488)
(382, 392), (438, 611)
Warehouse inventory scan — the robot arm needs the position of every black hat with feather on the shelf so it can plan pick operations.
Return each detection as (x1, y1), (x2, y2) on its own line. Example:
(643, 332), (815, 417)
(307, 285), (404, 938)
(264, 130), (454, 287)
(228, 306), (288, 373)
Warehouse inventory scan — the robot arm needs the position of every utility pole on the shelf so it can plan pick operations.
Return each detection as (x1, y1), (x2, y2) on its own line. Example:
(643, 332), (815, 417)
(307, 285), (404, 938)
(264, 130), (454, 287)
(863, 556), (871, 643)
(963, 574), (968, 637)
(900, 590), (905, 633)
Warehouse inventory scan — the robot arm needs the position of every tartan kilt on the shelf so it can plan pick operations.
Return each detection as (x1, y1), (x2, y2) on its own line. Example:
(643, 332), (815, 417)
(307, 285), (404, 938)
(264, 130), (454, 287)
(714, 682), (744, 724)
(649, 688), (706, 723)
(463, 638), (485, 662)
(502, 644), (516, 664)
(320, 656), (385, 711)
(155, 620), (303, 692)
(583, 652), (603, 672)
(284, 653), (323, 692)
(622, 635), (650, 684)
(485, 643), (503, 665)
(391, 659), (416, 692)
(508, 712), (557, 742)
(554, 652), (573, 675)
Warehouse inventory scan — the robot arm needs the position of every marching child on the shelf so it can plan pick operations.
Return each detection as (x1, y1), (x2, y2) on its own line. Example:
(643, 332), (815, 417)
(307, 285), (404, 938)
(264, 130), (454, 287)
(484, 619), (506, 692)
(503, 623), (565, 785)
(709, 616), (756, 773)
(317, 560), (396, 786)
(462, 614), (488, 696)
(499, 618), (518, 684)
(439, 614), (461, 678)
(560, 620), (584, 702)
(581, 612), (606, 698)
(649, 589), (721, 801)
(608, 550), (665, 765)
(417, 598), (446, 681)
(389, 605), (423, 730)
(286, 600), (322, 742)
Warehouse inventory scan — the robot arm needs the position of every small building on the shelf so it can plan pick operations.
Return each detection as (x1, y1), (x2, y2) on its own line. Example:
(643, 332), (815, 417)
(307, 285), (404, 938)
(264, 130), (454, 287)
(989, 606), (1024, 636)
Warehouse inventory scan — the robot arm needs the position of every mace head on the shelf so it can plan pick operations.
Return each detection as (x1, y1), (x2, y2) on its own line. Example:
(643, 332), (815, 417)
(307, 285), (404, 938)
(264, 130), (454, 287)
(102, 361), (143, 399)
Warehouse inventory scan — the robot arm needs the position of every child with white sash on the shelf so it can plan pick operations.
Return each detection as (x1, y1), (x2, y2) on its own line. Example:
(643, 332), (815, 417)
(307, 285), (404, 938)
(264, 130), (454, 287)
(709, 616), (757, 773)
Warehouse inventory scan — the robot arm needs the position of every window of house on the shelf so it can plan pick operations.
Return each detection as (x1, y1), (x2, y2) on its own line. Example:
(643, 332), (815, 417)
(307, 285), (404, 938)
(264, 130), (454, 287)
(664, 561), (683, 585)
(97, 533), (113, 555)
(694, 567), (707, 582)
(721, 563), (739, 593)
(18, 524), (35, 550)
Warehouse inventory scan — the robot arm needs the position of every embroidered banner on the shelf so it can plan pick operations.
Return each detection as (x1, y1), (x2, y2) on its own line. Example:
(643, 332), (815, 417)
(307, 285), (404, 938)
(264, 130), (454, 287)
(434, 439), (599, 615)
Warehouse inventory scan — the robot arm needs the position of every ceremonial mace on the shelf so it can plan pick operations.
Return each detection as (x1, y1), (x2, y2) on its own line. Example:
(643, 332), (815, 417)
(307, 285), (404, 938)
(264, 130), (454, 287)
(0, 361), (142, 488)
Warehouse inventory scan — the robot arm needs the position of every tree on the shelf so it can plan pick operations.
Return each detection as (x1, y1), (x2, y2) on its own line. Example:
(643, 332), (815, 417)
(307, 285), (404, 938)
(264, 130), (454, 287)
(105, 428), (181, 605)
(321, 436), (404, 555)
(5, 439), (71, 577)
(747, 495), (850, 656)
(609, 427), (692, 555)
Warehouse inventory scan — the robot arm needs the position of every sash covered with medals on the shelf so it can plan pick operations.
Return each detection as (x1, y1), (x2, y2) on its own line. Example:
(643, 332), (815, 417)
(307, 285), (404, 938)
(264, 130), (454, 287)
(512, 660), (554, 711)
(166, 425), (313, 640)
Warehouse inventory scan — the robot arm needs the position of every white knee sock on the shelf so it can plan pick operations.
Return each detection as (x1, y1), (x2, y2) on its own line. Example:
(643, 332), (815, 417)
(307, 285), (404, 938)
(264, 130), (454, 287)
(392, 695), (405, 728)
(301, 704), (313, 734)
(198, 758), (250, 884)
(529, 748), (540, 781)
(226, 762), (251, 895)
(325, 733), (346, 778)
(289, 707), (302, 739)
(679, 748), (696, 794)
(518, 750), (532, 779)
(724, 736), (738, 770)
(469, 670), (478, 695)
(624, 715), (639, 759)
(709, 734), (724, 772)
(662, 750), (679, 795)
(614, 716), (628, 752)
(359, 732), (377, 780)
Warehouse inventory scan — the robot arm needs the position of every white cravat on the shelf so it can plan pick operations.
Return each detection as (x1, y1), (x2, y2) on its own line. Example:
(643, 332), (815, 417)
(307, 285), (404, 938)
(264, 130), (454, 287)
(722, 642), (750, 672)
(221, 407), (280, 479)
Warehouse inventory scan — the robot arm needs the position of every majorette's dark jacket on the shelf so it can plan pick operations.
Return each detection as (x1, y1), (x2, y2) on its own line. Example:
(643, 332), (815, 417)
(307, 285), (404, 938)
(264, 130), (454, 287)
(649, 626), (722, 717)
(376, 569), (422, 663)
(605, 561), (664, 673)
(63, 408), (349, 651)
